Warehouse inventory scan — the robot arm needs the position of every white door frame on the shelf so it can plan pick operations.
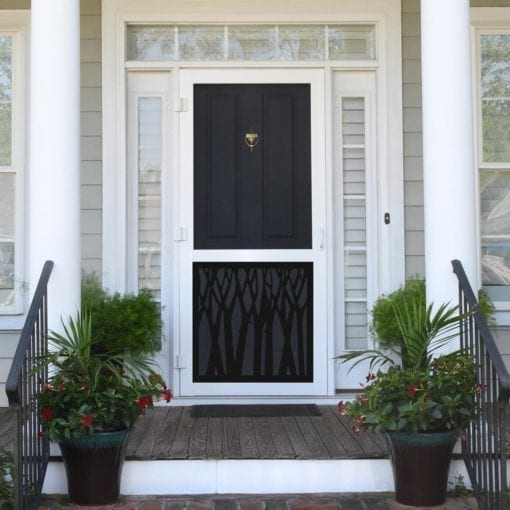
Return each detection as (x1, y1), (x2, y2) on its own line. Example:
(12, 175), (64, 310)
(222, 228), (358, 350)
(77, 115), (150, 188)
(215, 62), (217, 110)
(178, 68), (330, 396)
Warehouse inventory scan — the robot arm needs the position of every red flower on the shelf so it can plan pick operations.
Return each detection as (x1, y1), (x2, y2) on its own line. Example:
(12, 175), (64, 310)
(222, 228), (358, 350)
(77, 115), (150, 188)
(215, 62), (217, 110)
(43, 385), (53, 393)
(407, 384), (417, 396)
(475, 383), (486, 394)
(352, 425), (361, 436)
(137, 396), (152, 409)
(366, 372), (376, 382)
(162, 389), (173, 403)
(357, 395), (368, 405)
(81, 414), (93, 427)
(41, 407), (54, 421)
(355, 416), (365, 425)
(337, 401), (346, 415)
(37, 431), (45, 438)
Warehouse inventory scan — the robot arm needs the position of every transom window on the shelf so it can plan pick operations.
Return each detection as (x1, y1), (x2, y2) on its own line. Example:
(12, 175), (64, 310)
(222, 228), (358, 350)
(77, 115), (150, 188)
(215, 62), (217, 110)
(126, 24), (375, 62)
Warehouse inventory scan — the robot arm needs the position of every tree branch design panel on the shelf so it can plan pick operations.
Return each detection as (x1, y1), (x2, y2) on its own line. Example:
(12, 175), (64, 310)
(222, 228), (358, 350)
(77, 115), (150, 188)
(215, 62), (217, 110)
(193, 262), (313, 382)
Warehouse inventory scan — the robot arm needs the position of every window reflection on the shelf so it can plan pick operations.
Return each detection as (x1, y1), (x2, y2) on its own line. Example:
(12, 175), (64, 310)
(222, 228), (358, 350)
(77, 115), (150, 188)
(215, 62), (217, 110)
(481, 35), (510, 163)
(126, 25), (375, 62)
(481, 171), (510, 286)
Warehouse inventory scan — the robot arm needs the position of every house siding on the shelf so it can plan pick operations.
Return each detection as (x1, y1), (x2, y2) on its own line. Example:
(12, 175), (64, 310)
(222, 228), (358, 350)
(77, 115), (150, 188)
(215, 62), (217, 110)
(402, 0), (424, 279)
(80, 0), (103, 277)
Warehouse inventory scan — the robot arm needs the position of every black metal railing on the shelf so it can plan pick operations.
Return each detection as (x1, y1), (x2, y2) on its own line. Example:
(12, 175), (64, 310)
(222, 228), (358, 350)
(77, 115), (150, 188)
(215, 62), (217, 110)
(6, 261), (53, 510)
(452, 259), (510, 510)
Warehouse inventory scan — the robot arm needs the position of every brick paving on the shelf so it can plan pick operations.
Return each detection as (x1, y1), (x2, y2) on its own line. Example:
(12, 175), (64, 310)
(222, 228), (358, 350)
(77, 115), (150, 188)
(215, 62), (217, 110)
(38, 494), (479, 510)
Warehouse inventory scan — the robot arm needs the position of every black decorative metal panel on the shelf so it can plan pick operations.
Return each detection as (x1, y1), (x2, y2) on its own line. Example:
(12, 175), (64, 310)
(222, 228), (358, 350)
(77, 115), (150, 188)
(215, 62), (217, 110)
(193, 262), (313, 382)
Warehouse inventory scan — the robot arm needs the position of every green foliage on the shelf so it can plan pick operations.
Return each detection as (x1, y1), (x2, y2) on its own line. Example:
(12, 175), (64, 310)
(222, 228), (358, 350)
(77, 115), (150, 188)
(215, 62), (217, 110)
(370, 276), (425, 352)
(337, 284), (465, 372)
(0, 450), (14, 510)
(37, 311), (172, 443)
(478, 288), (496, 327)
(340, 352), (478, 434)
(337, 276), (497, 372)
(81, 273), (162, 355)
(448, 474), (473, 499)
(393, 297), (465, 370)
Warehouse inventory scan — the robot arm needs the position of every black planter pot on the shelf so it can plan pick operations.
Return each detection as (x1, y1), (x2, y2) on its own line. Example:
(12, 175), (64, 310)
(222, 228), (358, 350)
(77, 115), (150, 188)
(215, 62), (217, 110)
(385, 430), (458, 507)
(59, 429), (130, 505)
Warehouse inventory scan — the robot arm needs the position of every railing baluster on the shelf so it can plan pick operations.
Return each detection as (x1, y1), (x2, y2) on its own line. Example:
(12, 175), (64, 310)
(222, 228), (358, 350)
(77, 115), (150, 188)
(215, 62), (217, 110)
(5, 261), (54, 510)
(452, 259), (510, 510)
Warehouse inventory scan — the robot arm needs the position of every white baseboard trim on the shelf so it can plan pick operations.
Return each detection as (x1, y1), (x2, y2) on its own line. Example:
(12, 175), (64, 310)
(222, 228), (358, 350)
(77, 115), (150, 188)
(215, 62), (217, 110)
(42, 458), (471, 496)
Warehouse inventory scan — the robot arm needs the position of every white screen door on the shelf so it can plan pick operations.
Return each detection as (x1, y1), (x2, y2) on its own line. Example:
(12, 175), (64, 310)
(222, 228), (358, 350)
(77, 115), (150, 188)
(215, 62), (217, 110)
(178, 69), (328, 396)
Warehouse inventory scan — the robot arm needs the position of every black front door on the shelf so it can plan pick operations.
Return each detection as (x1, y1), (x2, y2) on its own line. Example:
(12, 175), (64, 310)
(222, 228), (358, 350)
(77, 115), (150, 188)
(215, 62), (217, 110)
(192, 84), (314, 383)
(194, 84), (312, 250)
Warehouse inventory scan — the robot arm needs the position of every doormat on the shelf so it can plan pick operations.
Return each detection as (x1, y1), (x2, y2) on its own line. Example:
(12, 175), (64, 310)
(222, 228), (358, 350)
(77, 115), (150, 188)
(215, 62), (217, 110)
(190, 404), (321, 418)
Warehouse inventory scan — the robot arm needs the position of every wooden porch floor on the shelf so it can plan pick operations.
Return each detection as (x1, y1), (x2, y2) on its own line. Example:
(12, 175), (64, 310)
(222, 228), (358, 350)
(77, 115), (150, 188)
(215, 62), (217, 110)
(0, 406), (388, 460)
(126, 406), (388, 460)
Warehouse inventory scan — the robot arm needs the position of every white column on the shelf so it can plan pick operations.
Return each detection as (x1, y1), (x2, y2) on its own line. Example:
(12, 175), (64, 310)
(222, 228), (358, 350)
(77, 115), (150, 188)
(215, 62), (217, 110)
(29, 0), (81, 328)
(421, 0), (479, 313)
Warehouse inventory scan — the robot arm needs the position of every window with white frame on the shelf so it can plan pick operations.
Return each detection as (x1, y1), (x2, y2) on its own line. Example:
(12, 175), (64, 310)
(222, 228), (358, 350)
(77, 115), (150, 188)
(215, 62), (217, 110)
(0, 18), (26, 314)
(126, 25), (376, 62)
(477, 30), (510, 302)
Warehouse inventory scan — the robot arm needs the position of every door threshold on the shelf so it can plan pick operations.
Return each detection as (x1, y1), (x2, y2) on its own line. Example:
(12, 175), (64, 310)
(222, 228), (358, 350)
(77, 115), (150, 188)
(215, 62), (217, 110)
(165, 395), (350, 406)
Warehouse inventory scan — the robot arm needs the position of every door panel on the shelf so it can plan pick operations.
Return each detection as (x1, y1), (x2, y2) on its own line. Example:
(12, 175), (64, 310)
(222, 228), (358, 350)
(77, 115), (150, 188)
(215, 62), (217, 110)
(193, 262), (313, 382)
(194, 85), (311, 250)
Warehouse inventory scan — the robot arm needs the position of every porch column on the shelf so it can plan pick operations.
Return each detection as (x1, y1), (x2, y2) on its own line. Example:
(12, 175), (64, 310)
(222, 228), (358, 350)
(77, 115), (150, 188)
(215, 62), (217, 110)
(29, 0), (81, 327)
(421, 1), (479, 317)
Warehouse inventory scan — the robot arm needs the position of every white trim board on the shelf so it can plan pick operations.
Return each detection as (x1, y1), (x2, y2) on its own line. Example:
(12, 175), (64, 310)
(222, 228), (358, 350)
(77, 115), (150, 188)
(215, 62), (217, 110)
(43, 458), (472, 495)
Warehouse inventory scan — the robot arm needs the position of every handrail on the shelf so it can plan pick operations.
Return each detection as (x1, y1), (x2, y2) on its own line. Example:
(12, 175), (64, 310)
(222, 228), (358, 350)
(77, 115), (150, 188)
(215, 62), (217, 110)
(452, 259), (510, 510)
(5, 260), (53, 510)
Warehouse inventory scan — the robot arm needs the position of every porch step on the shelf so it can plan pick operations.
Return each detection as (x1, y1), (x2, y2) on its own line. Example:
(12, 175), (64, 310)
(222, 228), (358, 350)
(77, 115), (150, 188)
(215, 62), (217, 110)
(43, 457), (471, 496)
(42, 407), (471, 496)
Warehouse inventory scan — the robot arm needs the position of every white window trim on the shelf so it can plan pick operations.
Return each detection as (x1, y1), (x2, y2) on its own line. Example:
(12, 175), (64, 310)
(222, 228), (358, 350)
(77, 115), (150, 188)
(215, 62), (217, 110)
(0, 11), (29, 321)
(471, 7), (510, 321)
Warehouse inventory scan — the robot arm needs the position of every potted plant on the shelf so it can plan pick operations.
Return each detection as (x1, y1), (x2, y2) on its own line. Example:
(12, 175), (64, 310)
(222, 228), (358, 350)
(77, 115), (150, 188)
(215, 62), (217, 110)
(37, 311), (172, 505)
(337, 286), (479, 507)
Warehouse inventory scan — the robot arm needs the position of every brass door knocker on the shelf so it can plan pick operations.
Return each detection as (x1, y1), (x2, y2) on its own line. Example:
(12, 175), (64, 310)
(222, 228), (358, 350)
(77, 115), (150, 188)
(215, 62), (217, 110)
(244, 127), (259, 152)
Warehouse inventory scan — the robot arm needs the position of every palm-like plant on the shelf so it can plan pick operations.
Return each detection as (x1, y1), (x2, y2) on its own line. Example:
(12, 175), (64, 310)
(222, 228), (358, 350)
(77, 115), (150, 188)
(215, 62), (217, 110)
(393, 298), (465, 370)
(337, 291), (467, 372)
